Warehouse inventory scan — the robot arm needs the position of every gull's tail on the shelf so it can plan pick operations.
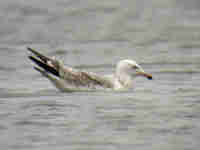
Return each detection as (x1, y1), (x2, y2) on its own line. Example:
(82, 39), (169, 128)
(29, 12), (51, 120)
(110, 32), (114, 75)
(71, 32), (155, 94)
(27, 47), (75, 92)
(33, 66), (73, 92)
(27, 47), (60, 77)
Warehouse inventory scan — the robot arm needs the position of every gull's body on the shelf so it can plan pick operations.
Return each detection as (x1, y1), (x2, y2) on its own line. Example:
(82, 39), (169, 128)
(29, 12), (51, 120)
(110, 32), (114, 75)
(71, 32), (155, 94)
(27, 48), (152, 92)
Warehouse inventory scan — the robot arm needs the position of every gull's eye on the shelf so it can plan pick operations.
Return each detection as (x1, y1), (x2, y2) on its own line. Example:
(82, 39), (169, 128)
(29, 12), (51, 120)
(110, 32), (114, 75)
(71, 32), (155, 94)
(132, 65), (138, 69)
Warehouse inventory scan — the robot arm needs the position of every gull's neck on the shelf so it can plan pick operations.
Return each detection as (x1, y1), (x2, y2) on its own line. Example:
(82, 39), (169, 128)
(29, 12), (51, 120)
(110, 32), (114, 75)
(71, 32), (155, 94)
(114, 73), (133, 90)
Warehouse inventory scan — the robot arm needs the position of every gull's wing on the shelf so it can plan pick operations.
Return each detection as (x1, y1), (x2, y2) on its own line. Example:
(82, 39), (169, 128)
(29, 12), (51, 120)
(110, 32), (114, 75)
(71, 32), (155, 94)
(27, 47), (114, 89)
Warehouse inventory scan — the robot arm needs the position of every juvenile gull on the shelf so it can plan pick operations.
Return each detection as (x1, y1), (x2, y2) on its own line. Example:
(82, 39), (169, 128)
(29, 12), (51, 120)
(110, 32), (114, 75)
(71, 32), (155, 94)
(27, 47), (152, 92)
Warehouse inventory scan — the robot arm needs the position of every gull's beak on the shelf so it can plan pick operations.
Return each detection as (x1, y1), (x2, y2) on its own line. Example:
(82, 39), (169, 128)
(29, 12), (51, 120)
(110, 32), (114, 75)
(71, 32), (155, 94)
(136, 71), (153, 80)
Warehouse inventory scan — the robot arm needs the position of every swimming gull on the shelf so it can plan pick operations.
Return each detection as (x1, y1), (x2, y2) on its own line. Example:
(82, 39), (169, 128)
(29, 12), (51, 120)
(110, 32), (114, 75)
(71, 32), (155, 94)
(27, 47), (152, 92)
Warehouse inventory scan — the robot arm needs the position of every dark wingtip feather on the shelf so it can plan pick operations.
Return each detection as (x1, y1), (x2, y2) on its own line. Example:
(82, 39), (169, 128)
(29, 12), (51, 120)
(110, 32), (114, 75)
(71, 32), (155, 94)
(27, 47), (51, 63)
(28, 55), (59, 77)
(33, 66), (46, 75)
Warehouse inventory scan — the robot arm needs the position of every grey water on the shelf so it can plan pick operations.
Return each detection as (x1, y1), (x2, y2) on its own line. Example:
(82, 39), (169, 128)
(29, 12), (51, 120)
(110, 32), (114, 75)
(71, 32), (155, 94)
(0, 0), (200, 149)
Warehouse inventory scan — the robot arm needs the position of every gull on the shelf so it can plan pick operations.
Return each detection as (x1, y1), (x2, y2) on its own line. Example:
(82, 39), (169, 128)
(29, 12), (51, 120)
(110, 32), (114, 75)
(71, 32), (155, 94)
(27, 47), (152, 92)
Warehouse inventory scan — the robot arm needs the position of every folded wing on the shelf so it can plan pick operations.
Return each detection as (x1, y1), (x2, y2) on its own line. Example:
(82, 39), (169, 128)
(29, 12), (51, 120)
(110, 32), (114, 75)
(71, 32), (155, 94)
(27, 47), (113, 89)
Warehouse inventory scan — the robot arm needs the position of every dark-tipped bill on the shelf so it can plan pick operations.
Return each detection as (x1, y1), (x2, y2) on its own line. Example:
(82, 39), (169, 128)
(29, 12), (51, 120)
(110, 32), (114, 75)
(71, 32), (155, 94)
(137, 72), (153, 80)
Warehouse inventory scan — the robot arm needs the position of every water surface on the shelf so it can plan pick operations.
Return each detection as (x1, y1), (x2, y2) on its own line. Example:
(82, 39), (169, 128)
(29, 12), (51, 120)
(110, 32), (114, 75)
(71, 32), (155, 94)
(0, 0), (200, 149)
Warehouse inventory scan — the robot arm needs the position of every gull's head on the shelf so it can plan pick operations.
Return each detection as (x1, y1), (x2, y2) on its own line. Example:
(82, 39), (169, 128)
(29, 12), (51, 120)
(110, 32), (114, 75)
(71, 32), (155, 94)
(116, 59), (152, 80)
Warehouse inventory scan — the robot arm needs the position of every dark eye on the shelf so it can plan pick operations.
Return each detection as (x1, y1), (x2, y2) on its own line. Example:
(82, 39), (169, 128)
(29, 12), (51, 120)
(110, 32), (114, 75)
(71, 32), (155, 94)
(132, 65), (138, 69)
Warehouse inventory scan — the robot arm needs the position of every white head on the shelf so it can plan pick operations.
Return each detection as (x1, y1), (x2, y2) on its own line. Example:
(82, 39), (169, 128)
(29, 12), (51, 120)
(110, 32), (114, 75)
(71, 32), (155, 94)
(115, 59), (152, 89)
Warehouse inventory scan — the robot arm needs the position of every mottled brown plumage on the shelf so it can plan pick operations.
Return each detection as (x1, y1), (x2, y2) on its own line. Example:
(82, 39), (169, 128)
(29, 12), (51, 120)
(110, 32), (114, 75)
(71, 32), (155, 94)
(28, 47), (114, 90)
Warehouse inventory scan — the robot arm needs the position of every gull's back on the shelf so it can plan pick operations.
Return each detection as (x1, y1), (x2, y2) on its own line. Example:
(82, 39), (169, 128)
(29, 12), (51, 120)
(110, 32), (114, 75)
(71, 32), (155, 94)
(58, 66), (115, 89)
